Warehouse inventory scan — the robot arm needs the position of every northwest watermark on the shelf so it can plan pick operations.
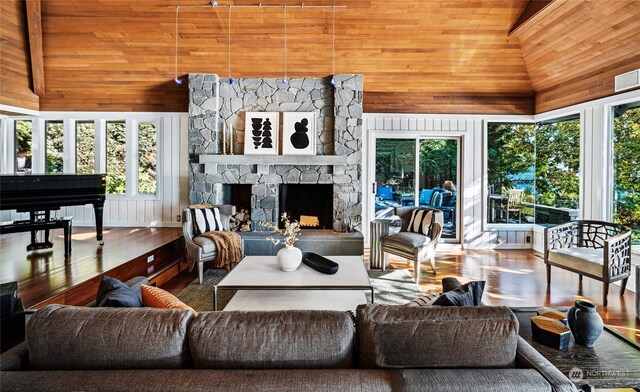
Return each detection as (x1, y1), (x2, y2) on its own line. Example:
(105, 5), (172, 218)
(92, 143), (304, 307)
(568, 367), (631, 382)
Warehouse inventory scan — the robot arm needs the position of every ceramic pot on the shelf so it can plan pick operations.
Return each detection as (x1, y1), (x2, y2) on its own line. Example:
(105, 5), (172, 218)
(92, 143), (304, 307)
(567, 300), (603, 347)
(277, 246), (302, 272)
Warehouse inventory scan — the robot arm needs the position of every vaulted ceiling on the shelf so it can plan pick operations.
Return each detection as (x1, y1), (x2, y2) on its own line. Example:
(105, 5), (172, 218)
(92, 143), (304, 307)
(1, 0), (639, 114)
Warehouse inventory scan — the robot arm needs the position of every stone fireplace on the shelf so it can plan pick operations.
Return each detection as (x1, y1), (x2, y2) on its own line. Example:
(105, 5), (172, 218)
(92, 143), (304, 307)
(188, 74), (363, 233)
(279, 184), (333, 230)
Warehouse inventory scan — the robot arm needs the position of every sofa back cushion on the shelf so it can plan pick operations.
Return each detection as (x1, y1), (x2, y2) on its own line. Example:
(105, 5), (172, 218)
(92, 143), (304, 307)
(189, 310), (355, 369)
(356, 305), (519, 369)
(27, 305), (193, 370)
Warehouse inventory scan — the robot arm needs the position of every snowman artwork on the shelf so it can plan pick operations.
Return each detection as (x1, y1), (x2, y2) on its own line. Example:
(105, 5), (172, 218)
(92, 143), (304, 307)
(290, 118), (309, 149)
(283, 112), (316, 155)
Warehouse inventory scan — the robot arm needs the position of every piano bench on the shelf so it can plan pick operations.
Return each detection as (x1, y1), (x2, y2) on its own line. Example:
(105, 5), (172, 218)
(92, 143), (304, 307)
(0, 217), (73, 257)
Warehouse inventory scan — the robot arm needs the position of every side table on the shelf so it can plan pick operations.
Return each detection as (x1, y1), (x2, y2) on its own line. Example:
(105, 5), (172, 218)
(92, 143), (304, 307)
(370, 219), (390, 269)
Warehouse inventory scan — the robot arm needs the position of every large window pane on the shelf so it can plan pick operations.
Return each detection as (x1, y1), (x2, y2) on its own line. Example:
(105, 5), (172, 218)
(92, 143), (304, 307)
(487, 123), (535, 224)
(535, 118), (580, 224)
(45, 121), (64, 174)
(613, 104), (640, 245)
(15, 120), (32, 173)
(106, 121), (126, 194)
(76, 121), (95, 174)
(138, 122), (157, 195)
(375, 139), (415, 219)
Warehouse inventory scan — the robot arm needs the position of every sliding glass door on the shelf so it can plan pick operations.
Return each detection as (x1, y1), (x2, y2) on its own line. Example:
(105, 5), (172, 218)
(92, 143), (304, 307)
(373, 137), (460, 241)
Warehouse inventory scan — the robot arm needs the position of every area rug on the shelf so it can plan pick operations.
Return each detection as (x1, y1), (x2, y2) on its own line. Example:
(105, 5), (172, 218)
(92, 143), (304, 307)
(177, 268), (424, 312)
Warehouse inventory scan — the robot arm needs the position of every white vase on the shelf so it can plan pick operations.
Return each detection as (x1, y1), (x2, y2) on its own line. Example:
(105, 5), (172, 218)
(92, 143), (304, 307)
(277, 246), (302, 272)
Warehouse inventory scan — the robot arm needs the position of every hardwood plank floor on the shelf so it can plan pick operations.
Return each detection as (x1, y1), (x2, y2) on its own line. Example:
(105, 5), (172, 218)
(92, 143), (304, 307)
(0, 227), (182, 308)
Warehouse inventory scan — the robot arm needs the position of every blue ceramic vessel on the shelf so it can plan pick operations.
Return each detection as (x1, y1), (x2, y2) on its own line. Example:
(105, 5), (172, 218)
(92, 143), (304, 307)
(567, 300), (603, 347)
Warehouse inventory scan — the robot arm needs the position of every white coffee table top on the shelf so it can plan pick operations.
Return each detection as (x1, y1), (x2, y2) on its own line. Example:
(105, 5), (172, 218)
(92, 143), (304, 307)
(217, 255), (371, 289)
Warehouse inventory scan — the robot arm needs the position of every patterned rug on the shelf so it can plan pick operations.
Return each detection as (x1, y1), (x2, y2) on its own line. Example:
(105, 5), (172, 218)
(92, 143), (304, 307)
(177, 268), (424, 312)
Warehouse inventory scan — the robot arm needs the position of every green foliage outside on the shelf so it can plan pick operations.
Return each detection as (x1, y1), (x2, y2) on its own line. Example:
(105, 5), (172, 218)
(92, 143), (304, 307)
(46, 122), (64, 173)
(138, 123), (157, 195)
(76, 122), (96, 174)
(375, 139), (415, 195)
(419, 139), (457, 189)
(487, 120), (580, 223)
(106, 122), (126, 194)
(15, 120), (32, 173)
(613, 107), (640, 244)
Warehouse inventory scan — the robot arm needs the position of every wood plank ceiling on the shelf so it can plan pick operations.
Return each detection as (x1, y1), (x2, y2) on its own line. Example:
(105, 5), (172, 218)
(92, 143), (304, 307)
(36, 0), (533, 113)
(5, 0), (640, 114)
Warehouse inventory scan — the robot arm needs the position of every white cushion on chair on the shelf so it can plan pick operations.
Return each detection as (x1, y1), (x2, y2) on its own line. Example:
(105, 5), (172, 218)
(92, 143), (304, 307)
(189, 207), (223, 235)
(407, 210), (433, 236)
(193, 236), (217, 255)
(548, 247), (604, 278)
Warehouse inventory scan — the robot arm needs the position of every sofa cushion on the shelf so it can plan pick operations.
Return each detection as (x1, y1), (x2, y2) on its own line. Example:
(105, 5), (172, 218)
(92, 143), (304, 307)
(0, 369), (394, 392)
(96, 276), (143, 307)
(189, 310), (355, 369)
(396, 369), (552, 392)
(432, 281), (485, 306)
(407, 209), (433, 236)
(27, 305), (193, 370)
(382, 232), (431, 253)
(547, 248), (604, 278)
(356, 305), (519, 369)
(141, 285), (197, 314)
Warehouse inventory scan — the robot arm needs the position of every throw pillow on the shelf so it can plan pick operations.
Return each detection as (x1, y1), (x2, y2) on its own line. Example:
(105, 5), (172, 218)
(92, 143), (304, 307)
(430, 191), (442, 207)
(190, 207), (224, 235)
(407, 209), (433, 236)
(432, 281), (486, 307)
(96, 276), (143, 307)
(141, 285), (197, 315)
(405, 293), (440, 307)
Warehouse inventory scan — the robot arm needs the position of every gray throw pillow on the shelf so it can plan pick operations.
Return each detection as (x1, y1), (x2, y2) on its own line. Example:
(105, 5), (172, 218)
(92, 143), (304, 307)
(432, 281), (485, 307)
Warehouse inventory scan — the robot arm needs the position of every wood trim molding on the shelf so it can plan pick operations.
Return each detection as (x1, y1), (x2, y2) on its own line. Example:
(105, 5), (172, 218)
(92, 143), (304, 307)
(25, 0), (44, 97)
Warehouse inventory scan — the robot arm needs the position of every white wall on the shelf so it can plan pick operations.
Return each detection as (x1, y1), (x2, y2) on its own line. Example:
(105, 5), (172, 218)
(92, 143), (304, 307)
(1, 112), (190, 228)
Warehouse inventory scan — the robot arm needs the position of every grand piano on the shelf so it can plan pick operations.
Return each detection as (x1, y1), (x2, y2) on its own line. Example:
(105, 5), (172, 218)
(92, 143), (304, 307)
(0, 174), (106, 254)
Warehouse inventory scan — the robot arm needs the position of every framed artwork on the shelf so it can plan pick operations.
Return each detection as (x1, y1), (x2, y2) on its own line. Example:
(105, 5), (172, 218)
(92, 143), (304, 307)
(243, 112), (279, 155)
(282, 112), (316, 155)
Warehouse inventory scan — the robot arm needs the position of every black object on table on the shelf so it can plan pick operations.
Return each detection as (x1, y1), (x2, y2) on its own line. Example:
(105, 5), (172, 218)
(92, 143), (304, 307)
(511, 307), (640, 391)
(302, 252), (339, 274)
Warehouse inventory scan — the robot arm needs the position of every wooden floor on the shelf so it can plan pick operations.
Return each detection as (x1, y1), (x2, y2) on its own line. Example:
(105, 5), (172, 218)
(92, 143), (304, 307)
(0, 227), (182, 308)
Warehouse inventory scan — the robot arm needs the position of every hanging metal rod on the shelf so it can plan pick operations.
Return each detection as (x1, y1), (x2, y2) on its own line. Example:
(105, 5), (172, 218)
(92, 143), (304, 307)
(171, 4), (346, 9)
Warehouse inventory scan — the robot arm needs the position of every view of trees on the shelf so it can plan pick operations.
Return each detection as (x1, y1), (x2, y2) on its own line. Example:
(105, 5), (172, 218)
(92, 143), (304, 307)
(137, 123), (157, 195)
(419, 139), (457, 189)
(15, 120), (32, 173)
(46, 121), (64, 173)
(76, 122), (96, 174)
(106, 121), (126, 194)
(487, 119), (580, 224)
(613, 106), (640, 244)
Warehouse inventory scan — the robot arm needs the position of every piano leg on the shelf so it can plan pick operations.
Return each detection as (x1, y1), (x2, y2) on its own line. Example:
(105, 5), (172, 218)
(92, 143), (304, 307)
(63, 218), (72, 257)
(94, 203), (104, 245)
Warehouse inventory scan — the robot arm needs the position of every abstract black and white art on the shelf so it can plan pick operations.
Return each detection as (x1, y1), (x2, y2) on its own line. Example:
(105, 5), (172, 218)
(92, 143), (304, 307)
(243, 112), (279, 155)
(282, 112), (316, 155)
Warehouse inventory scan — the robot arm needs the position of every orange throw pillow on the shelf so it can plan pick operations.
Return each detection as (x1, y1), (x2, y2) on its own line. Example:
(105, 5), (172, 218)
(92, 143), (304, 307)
(141, 285), (197, 315)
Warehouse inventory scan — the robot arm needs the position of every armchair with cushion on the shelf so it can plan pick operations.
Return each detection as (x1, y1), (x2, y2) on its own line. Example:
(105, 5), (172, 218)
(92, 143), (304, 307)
(182, 205), (238, 284)
(544, 220), (632, 307)
(380, 206), (444, 283)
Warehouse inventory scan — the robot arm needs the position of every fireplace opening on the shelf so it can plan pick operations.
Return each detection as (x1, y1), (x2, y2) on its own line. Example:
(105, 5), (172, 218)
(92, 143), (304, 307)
(225, 184), (252, 232)
(279, 184), (333, 230)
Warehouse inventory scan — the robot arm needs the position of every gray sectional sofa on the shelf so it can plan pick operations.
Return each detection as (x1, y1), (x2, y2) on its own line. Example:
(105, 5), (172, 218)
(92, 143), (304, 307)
(0, 304), (577, 392)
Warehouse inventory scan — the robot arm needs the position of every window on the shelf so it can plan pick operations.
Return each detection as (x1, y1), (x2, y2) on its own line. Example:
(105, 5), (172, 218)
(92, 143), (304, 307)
(45, 121), (64, 173)
(106, 121), (126, 194)
(612, 103), (640, 245)
(15, 120), (32, 173)
(137, 122), (157, 195)
(487, 118), (580, 225)
(76, 121), (96, 174)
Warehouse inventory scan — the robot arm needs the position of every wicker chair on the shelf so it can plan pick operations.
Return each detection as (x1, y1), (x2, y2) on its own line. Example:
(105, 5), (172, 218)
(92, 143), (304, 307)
(380, 206), (443, 283)
(544, 220), (632, 307)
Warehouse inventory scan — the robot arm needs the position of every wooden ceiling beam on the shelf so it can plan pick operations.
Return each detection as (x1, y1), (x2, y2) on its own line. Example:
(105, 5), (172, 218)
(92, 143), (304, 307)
(26, 0), (45, 97)
(509, 0), (555, 37)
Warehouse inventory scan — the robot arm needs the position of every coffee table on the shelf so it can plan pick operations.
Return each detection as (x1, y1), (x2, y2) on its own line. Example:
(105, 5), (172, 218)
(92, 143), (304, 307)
(213, 255), (373, 311)
(511, 307), (640, 391)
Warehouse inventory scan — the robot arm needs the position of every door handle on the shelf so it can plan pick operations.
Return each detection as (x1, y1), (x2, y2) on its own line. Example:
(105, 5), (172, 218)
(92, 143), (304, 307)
(372, 182), (377, 194)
